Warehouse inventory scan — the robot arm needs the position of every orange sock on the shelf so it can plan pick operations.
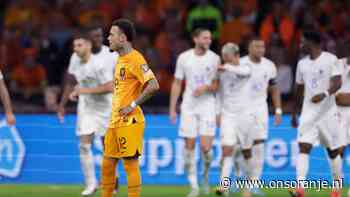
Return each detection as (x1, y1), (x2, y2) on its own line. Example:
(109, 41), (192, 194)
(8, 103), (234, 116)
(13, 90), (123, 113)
(101, 157), (117, 197)
(124, 159), (141, 197)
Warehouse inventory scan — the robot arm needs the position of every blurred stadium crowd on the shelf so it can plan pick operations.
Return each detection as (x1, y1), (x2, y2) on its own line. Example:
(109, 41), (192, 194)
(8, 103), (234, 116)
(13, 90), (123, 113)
(0, 0), (350, 113)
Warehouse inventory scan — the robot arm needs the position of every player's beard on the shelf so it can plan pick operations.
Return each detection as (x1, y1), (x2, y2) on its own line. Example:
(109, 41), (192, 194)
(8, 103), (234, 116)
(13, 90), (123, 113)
(198, 44), (209, 52)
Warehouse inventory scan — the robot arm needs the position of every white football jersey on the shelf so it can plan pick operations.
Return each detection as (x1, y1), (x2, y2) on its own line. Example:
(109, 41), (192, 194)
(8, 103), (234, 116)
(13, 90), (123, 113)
(240, 56), (277, 108)
(174, 49), (220, 114)
(296, 52), (341, 123)
(217, 63), (251, 115)
(338, 58), (350, 93)
(68, 48), (116, 114)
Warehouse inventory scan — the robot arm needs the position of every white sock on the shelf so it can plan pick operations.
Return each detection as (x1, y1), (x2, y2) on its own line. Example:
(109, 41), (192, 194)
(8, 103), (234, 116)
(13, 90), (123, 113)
(296, 153), (309, 187)
(252, 143), (265, 179)
(202, 150), (213, 182)
(221, 156), (233, 179)
(329, 155), (343, 190)
(185, 149), (198, 189)
(79, 143), (97, 187)
(233, 147), (244, 177)
(245, 157), (258, 181)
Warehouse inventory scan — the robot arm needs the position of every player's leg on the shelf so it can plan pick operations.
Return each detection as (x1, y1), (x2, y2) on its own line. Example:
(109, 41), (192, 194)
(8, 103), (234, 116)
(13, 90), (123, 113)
(123, 154), (142, 197)
(252, 139), (265, 179)
(200, 135), (214, 191)
(199, 115), (216, 194)
(179, 113), (199, 197)
(215, 114), (236, 196)
(241, 149), (254, 197)
(111, 122), (145, 197)
(101, 136), (119, 193)
(79, 134), (98, 196)
(321, 113), (346, 197)
(239, 114), (259, 197)
(288, 142), (312, 197)
(326, 148), (343, 197)
(251, 109), (268, 184)
(101, 156), (118, 197)
(215, 145), (233, 196)
(184, 137), (199, 197)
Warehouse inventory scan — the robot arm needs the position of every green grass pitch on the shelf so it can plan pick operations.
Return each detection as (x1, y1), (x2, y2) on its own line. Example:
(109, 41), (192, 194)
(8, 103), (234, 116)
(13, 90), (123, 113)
(0, 185), (347, 196)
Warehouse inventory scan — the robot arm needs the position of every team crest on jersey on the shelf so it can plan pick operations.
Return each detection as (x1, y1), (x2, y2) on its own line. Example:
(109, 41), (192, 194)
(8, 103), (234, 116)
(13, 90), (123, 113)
(120, 68), (126, 80)
(141, 64), (150, 73)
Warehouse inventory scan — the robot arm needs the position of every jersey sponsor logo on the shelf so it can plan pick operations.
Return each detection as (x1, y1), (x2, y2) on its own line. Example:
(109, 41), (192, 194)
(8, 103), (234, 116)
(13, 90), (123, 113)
(0, 120), (25, 178)
(141, 64), (150, 73)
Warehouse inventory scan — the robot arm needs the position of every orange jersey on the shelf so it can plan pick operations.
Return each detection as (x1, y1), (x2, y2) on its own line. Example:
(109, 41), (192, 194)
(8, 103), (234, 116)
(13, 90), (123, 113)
(109, 49), (155, 128)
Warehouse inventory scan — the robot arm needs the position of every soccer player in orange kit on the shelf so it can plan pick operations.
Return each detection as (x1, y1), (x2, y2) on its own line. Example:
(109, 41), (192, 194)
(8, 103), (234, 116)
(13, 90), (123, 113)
(101, 19), (159, 197)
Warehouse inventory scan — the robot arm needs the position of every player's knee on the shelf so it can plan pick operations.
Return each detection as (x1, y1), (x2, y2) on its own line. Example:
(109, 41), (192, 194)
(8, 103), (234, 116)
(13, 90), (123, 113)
(79, 143), (91, 154)
(124, 159), (139, 173)
(222, 146), (233, 157)
(327, 148), (341, 159)
(185, 138), (196, 150)
(340, 147), (345, 158)
(298, 143), (312, 154)
(253, 139), (265, 145)
(200, 145), (211, 154)
(242, 149), (252, 160)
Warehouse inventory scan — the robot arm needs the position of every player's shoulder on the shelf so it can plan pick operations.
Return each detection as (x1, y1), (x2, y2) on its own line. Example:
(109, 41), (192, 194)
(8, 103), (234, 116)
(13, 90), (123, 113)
(240, 55), (249, 63)
(178, 49), (194, 59)
(101, 45), (118, 57)
(131, 49), (146, 61)
(321, 51), (337, 60)
(206, 49), (220, 59)
(297, 55), (309, 66)
(70, 52), (80, 62)
(261, 57), (275, 66)
(69, 53), (81, 67)
(124, 49), (147, 69)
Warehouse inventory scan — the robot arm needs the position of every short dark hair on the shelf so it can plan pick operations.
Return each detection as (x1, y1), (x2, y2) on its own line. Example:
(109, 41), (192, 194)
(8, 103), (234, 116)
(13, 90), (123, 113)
(192, 28), (210, 38)
(112, 19), (136, 42)
(303, 31), (322, 45)
(86, 24), (103, 33)
(73, 29), (91, 42)
(248, 36), (263, 45)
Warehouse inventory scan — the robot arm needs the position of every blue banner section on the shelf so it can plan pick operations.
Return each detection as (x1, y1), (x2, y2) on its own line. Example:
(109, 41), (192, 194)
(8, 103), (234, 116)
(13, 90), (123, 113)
(0, 114), (348, 184)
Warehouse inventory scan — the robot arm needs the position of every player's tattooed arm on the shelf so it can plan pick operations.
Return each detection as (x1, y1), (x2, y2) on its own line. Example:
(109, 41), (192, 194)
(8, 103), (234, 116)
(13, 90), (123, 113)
(169, 78), (182, 124)
(0, 79), (15, 125)
(291, 84), (304, 128)
(135, 78), (160, 105)
(119, 78), (159, 116)
(311, 75), (342, 103)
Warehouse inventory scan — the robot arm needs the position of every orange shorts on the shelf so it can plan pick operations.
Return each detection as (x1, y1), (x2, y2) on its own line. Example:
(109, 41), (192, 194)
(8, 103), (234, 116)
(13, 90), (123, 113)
(104, 122), (145, 158)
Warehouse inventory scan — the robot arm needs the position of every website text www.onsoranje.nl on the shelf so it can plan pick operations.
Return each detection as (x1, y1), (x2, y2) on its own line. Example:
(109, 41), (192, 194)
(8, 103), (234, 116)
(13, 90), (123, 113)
(220, 177), (343, 192)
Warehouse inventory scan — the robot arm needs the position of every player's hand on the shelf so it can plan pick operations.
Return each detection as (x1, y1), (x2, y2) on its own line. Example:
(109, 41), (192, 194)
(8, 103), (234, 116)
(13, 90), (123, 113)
(311, 93), (326, 103)
(217, 64), (226, 72)
(193, 85), (208, 97)
(57, 105), (65, 123)
(274, 114), (282, 126)
(291, 114), (298, 128)
(169, 109), (177, 124)
(5, 112), (16, 126)
(69, 90), (79, 102)
(119, 105), (135, 116)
